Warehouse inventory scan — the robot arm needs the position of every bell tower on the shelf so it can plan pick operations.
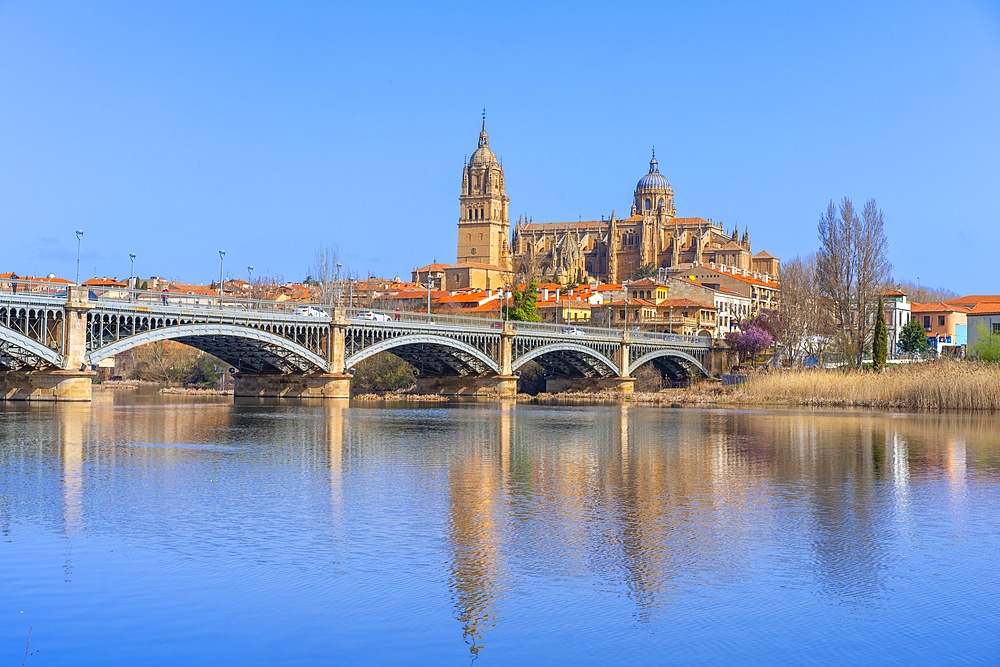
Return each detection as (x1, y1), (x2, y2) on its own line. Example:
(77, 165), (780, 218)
(457, 112), (511, 269)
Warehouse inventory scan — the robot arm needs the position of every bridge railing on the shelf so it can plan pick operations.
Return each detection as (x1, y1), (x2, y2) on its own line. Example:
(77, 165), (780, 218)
(0, 278), (73, 300)
(343, 307), (710, 345)
(89, 286), (330, 316)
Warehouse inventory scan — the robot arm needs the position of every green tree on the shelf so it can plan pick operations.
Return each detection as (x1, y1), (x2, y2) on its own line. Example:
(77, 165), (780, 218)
(899, 317), (929, 356)
(509, 278), (541, 322)
(872, 296), (888, 371)
(351, 352), (417, 393)
(633, 263), (657, 280)
(971, 324), (1000, 362)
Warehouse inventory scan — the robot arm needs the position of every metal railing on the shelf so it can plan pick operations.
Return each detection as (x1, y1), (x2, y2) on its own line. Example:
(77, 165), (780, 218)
(342, 307), (710, 346)
(0, 282), (711, 346)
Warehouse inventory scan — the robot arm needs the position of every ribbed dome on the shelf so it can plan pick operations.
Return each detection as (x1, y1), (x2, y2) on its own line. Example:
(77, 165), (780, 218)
(469, 120), (499, 167)
(635, 152), (671, 190)
(470, 144), (498, 167)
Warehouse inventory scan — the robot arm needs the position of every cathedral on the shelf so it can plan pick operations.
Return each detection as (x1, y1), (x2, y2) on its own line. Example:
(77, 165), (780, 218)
(456, 119), (779, 284)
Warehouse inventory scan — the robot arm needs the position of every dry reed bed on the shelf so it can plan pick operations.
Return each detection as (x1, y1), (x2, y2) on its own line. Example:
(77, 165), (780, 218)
(724, 362), (1000, 411)
(160, 387), (233, 395)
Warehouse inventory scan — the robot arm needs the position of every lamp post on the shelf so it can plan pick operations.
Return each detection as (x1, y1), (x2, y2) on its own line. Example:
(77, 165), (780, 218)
(75, 230), (84, 285)
(129, 253), (136, 290)
(669, 305), (674, 336)
(336, 262), (343, 308)
(426, 276), (433, 317)
(218, 250), (226, 304)
(247, 265), (254, 304)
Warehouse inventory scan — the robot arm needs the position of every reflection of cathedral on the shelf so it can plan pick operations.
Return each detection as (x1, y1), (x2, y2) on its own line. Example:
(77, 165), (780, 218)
(456, 119), (778, 283)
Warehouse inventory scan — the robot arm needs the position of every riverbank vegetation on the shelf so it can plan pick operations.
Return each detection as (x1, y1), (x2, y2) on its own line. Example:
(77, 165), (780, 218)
(692, 362), (1000, 411)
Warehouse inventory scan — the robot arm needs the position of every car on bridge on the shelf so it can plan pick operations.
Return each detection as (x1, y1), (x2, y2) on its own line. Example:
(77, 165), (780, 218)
(562, 327), (585, 336)
(292, 306), (328, 318)
(355, 311), (391, 322)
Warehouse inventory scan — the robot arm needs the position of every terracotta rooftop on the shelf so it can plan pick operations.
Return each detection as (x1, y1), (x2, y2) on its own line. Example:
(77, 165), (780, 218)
(946, 295), (1000, 308)
(911, 301), (970, 314)
(414, 263), (453, 273)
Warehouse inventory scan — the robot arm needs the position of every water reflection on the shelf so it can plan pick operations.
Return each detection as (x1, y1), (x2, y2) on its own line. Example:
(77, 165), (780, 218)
(3, 397), (1000, 662)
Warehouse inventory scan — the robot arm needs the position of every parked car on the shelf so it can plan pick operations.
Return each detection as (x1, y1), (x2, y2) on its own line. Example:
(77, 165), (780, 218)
(355, 310), (391, 322)
(562, 327), (585, 336)
(293, 306), (328, 318)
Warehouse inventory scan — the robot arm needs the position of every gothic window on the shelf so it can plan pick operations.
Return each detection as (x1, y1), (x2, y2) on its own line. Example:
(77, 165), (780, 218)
(479, 234), (483, 241)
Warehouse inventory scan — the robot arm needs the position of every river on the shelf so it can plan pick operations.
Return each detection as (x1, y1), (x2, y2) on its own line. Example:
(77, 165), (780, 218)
(2, 389), (999, 665)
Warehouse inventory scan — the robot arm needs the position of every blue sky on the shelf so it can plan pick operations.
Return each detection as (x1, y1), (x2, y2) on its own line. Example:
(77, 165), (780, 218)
(1, 1), (998, 293)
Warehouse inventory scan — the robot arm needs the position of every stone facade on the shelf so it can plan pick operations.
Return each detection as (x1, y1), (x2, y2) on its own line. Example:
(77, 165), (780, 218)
(456, 117), (512, 270)
(455, 122), (780, 285)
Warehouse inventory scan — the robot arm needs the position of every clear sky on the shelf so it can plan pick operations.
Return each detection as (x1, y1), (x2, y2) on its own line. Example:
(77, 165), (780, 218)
(1, 1), (998, 293)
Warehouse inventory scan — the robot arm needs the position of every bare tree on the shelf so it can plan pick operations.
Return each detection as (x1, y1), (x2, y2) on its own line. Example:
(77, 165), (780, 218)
(311, 246), (341, 306)
(779, 254), (832, 364)
(894, 280), (957, 304)
(816, 197), (892, 369)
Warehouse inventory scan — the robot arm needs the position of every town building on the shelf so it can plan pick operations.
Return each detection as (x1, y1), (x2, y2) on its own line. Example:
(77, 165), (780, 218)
(882, 290), (912, 358)
(910, 302), (969, 356)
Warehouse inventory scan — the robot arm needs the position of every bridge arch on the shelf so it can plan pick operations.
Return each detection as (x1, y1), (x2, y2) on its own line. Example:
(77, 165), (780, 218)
(513, 342), (619, 378)
(86, 323), (329, 373)
(0, 325), (63, 370)
(628, 349), (710, 382)
(345, 334), (500, 376)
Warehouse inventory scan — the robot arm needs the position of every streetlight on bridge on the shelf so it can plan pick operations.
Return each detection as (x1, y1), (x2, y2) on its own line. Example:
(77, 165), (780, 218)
(336, 262), (343, 308)
(247, 265), (254, 303)
(75, 230), (84, 285)
(426, 275), (433, 317)
(218, 250), (226, 304)
(129, 253), (136, 290)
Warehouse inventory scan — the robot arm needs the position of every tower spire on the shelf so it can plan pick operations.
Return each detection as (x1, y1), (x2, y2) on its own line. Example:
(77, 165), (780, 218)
(478, 108), (489, 148)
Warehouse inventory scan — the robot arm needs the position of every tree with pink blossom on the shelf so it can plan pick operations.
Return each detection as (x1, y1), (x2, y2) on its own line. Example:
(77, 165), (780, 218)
(725, 323), (775, 368)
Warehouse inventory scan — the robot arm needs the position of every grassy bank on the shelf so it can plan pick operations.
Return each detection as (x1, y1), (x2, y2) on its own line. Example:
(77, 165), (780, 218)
(699, 361), (1000, 411)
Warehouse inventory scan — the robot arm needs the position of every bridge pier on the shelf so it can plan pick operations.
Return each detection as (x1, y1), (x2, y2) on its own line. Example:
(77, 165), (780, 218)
(234, 373), (352, 399)
(544, 376), (635, 395)
(413, 375), (519, 397)
(0, 370), (95, 401)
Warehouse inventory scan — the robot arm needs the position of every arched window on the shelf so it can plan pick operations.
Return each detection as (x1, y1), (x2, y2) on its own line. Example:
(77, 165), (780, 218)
(645, 198), (652, 211)
(658, 198), (664, 209)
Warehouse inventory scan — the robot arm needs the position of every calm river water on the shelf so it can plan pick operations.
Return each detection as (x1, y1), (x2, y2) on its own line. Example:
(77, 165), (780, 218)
(2, 389), (1000, 665)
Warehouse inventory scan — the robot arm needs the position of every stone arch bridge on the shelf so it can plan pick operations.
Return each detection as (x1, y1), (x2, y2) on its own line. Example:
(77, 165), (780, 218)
(0, 286), (713, 401)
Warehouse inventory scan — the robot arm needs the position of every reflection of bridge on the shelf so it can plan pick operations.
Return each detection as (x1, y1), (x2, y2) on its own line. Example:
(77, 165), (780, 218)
(0, 285), (714, 401)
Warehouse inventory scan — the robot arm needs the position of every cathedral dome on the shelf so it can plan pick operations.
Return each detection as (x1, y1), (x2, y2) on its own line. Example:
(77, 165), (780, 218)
(635, 152), (670, 190)
(469, 119), (499, 167)
(470, 144), (498, 167)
